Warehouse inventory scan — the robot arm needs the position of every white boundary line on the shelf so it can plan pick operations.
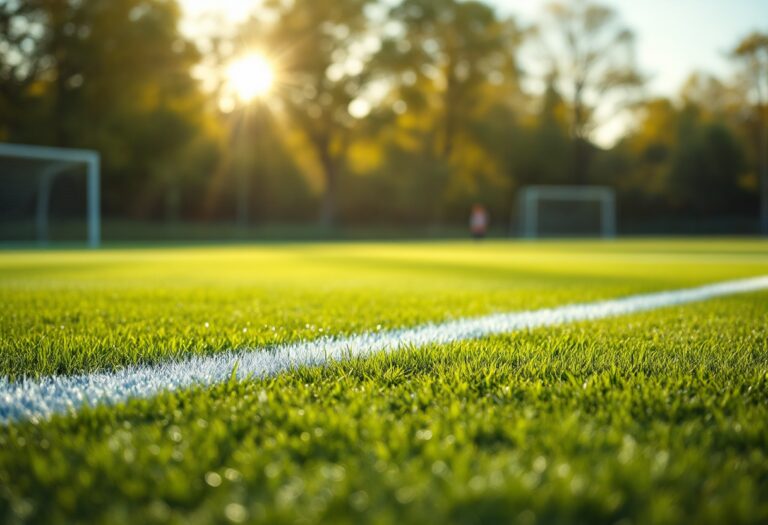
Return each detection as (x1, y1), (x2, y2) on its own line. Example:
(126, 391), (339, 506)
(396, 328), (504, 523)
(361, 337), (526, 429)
(2, 276), (768, 424)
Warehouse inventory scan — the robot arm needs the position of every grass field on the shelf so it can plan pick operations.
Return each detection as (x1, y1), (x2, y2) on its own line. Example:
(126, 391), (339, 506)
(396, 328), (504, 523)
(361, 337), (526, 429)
(1, 239), (767, 524)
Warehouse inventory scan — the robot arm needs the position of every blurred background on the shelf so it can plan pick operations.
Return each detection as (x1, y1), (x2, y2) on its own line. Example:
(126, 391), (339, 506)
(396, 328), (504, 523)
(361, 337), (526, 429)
(0, 0), (766, 242)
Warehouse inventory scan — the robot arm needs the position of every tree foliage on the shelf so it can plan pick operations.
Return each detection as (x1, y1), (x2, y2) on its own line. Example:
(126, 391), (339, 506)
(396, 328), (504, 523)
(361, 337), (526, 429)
(236, 0), (375, 226)
(0, 0), (218, 217)
(0, 0), (764, 234)
(539, 0), (644, 182)
(731, 31), (768, 234)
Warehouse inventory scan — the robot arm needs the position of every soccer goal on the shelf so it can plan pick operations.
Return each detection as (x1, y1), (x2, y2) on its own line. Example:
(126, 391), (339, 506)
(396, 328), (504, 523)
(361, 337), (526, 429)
(517, 185), (616, 238)
(0, 143), (100, 247)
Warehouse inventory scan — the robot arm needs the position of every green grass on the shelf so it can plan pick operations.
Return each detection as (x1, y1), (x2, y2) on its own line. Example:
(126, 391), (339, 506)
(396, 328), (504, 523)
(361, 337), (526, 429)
(1, 239), (767, 379)
(2, 295), (767, 524)
(1, 239), (768, 524)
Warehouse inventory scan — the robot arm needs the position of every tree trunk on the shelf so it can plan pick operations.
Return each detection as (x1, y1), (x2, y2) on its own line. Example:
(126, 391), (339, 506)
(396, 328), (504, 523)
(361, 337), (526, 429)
(571, 83), (589, 184)
(236, 168), (250, 228)
(51, 6), (69, 147)
(165, 186), (180, 224)
(442, 68), (456, 160)
(234, 117), (250, 229)
(760, 108), (768, 235)
(319, 150), (337, 228)
(572, 137), (590, 184)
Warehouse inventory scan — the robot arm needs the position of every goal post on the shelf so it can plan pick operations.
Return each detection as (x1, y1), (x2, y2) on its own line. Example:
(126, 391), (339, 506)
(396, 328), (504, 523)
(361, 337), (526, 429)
(0, 143), (100, 247)
(518, 185), (616, 238)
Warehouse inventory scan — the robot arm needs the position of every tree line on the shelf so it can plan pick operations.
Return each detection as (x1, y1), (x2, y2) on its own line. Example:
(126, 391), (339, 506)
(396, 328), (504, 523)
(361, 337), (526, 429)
(1, 0), (766, 233)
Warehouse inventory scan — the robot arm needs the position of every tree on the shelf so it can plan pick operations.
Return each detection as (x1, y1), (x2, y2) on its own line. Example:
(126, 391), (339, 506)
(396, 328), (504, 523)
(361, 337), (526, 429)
(732, 32), (768, 235)
(670, 122), (748, 215)
(617, 82), (756, 225)
(378, 0), (523, 219)
(0, 0), (214, 218)
(515, 71), (572, 187)
(238, 0), (374, 227)
(619, 97), (677, 199)
(539, 0), (644, 182)
(384, 0), (522, 158)
(0, 1), (46, 142)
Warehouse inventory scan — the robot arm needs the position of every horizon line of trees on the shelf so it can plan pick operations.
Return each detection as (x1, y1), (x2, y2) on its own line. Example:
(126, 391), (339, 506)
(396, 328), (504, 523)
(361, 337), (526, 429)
(1, 0), (766, 234)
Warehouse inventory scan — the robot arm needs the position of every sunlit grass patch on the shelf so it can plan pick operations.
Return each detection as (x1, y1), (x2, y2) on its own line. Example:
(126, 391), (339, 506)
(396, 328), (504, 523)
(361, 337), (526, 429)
(1, 239), (767, 379)
(1, 293), (767, 524)
(0, 239), (767, 524)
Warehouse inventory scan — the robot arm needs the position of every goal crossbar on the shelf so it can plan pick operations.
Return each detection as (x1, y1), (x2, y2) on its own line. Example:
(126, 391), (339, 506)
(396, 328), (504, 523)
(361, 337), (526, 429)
(0, 143), (100, 247)
(519, 185), (616, 238)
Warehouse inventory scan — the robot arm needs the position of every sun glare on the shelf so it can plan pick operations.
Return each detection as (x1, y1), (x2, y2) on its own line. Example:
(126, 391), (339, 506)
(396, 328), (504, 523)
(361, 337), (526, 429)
(227, 53), (275, 102)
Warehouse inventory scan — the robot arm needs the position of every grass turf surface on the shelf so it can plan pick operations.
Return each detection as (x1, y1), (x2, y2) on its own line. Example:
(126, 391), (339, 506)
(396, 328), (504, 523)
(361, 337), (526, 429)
(1, 239), (767, 523)
(1, 239), (767, 379)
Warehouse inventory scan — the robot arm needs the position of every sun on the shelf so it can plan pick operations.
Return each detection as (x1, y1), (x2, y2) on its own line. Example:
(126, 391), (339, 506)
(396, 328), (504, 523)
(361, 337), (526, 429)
(226, 53), (275, 102)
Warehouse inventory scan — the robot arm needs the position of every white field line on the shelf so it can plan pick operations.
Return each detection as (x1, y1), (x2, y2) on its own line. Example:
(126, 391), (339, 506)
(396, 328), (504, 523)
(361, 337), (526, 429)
(2, 276), (768, 424)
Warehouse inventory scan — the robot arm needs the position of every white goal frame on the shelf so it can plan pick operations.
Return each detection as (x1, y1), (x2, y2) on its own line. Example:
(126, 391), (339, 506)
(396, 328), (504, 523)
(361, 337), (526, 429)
(518, 185), (616, 238)
(0, 143), (100, 247)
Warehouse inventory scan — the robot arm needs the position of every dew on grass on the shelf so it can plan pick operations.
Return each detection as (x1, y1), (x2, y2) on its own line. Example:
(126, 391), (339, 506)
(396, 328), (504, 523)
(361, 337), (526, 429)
(224, 503), (247, 523)
(415, 429), (432, 441)
(224, 468), (241, 481)
(205, 471), (222, 487)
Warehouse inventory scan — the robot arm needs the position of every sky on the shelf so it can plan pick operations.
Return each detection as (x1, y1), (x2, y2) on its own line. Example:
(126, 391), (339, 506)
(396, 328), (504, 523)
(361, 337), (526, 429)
(181, 0), (768, 95)
(496, 0), (768, 96)
(180, 0), (768, 143)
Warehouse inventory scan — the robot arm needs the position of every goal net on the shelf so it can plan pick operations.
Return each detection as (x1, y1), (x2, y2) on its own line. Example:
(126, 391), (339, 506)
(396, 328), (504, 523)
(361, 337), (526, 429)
(0, 143), (100, 247)
(517, 185), (616, 238)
